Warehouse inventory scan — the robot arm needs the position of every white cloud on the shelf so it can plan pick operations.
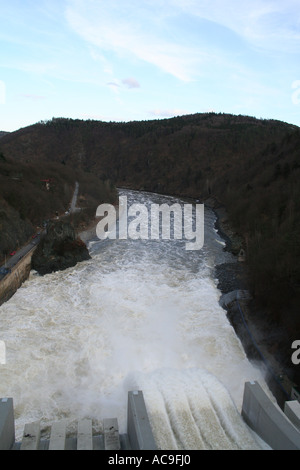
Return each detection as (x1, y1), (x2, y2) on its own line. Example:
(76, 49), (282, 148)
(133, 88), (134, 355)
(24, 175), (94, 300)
(172, 0), (300, 52)
(89, 47), (114, 76)
(106, 77), (141, 94)
(65, 0), (300, 86)
(65, 0), (207, 81)
(18, 93), (47, 101)
(122, 77), (141, 89)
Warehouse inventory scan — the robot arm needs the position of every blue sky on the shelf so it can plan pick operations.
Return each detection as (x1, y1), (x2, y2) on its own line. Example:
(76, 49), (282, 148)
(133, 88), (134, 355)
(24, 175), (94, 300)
(0, 0), (300, 132)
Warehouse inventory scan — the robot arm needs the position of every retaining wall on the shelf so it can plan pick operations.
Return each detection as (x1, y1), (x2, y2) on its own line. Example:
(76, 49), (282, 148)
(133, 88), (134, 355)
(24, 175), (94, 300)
(0, 247), (37, 306)
(242, 381), (300, 450)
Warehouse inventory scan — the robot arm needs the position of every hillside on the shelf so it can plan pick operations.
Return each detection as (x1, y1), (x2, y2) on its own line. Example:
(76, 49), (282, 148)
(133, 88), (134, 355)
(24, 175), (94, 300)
(0, 114), (297, 198)
(0, 151), (117, 263)
(1, 112), (300, 384)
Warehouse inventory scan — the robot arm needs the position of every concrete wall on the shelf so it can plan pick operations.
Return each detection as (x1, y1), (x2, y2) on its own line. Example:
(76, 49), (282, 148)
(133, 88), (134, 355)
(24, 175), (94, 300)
(0, 398), (15, 450)
(127, 391), (157, 450)
(0, 392), (157, 450)
(2, 386), (300, 450)
(284, 401), (300, 431)
(0, 247), (36, 306)
(242, 381), (300, 450)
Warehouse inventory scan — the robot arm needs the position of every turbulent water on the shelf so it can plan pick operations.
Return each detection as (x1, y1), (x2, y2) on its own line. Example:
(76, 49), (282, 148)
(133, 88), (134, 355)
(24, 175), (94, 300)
(0, 190), (269, 449)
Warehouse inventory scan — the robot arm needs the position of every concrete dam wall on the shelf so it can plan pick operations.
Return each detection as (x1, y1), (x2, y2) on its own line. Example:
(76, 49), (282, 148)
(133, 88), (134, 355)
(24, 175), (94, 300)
(1, 383), (300, 450)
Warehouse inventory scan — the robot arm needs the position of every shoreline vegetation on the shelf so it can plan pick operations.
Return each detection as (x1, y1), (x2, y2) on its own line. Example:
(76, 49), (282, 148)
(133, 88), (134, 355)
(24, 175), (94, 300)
(210, 198), (297, 409)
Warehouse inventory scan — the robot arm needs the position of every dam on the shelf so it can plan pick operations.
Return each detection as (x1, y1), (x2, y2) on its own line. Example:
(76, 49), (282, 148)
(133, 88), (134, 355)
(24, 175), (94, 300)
(0, 189), (299, 450)
(0, 390), (157, 450)
(1, 382), (300, 450)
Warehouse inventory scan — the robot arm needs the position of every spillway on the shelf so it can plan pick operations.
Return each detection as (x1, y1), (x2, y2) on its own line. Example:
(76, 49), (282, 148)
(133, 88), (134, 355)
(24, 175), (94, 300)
(0, 189), (270, 448)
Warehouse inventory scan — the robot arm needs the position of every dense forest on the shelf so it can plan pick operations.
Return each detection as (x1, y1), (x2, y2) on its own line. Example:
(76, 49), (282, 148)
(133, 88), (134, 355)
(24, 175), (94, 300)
(0, 148), (117, 263)
(1, 112), (299, 383)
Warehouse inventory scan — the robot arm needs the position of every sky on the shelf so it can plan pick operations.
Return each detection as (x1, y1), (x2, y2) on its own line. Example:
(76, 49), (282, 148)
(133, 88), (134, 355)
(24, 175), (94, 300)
(0, 0), (300, 132)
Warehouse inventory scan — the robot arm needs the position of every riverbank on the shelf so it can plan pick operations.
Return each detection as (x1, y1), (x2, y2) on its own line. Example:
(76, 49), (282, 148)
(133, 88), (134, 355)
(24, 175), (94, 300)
(207, 196), (298, 408)
(0, 217), (96, 306)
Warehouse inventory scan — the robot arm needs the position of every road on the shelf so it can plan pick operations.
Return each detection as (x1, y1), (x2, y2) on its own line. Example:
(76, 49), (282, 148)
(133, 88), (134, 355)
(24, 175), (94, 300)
(0, 235), (41, 280)
(70, 181), (80, 214)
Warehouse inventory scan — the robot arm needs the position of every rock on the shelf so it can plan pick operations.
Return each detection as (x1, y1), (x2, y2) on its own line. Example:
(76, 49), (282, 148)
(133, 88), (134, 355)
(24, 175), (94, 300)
(219, 290), (252, 309)
(215, 262), (250, 294)
(32, 220), (91, 275)
(238, 249), (246, 262)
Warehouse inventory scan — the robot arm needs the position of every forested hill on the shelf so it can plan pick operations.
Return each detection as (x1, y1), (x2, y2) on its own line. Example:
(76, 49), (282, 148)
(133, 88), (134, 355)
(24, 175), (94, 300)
(0, 148), (117, 265)
(0, 113), (297, 199)
(1, 112), (300, 359)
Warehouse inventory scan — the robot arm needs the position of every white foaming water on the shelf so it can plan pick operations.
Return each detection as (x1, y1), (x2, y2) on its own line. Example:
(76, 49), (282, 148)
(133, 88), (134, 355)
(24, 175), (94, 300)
(128, 369), (263, 450)
(0, 190), (268, 448)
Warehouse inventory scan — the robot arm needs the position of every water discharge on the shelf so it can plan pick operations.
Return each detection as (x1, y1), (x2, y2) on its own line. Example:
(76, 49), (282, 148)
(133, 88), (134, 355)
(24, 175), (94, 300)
(0, 190), (269, 448)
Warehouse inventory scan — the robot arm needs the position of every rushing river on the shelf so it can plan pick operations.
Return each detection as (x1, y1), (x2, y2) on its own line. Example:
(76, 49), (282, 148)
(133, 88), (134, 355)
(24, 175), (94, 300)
(0, 190), (269, 449)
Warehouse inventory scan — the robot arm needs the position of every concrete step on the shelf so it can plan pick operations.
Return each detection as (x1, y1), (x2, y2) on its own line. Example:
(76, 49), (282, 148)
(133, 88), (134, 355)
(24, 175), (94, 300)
(1, 391), (157, 450)
(49, 420), (67, 450)
(20, 421), (40, 450)
(103, 418), (121, 450)
(77, 419), (93, 450)
(15, 418), (129, 450)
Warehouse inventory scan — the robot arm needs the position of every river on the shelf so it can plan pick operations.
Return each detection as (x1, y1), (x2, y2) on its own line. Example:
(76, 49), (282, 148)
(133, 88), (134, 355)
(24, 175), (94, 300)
(0, 189), (270, 449)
